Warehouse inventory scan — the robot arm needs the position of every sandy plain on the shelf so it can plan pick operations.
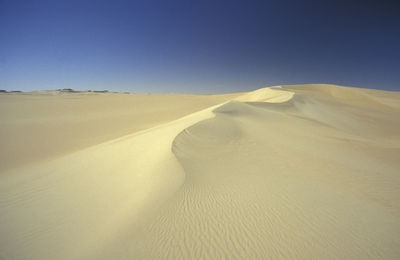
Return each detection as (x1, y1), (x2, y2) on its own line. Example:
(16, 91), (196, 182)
(0, 84), (399, 259)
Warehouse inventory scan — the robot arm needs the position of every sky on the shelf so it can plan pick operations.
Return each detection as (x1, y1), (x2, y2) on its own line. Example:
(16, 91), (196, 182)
(1, 0), (399, 93)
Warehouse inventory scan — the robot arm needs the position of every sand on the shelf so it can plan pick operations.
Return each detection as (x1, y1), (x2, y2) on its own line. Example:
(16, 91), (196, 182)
(0, 91), (239, 172)
(0, 84), (399, 259)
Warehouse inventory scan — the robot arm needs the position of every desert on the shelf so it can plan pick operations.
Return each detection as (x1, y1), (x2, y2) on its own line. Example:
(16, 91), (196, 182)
(1, 84), (399, 259)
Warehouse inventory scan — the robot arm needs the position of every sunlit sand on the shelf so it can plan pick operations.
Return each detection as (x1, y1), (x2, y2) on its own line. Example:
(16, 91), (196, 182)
(1, 84), (399, 259)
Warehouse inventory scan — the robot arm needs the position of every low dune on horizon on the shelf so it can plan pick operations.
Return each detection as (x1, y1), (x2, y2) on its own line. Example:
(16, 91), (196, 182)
(1, 84), (400, 259)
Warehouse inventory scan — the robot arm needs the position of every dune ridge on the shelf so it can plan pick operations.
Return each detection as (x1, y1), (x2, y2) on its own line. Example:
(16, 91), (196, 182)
(0, 91), (240, 172)
(0, 84), (400, 259)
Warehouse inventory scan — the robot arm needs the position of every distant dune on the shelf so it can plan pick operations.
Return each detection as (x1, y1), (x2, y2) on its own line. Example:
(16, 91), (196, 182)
(0, 84), (399, 259)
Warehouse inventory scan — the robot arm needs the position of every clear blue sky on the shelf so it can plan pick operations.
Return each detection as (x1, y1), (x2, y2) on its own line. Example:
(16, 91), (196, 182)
(1, 0), (399, 93)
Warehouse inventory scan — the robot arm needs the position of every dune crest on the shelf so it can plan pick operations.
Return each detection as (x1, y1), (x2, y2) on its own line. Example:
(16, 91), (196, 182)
(0, 92), (239, 172)
(235, 86), (295, 103)
(1, 85), (400, 259)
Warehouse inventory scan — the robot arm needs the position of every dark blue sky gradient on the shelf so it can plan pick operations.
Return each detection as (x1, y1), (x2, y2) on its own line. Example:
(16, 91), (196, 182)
(1, 0), (399, 93)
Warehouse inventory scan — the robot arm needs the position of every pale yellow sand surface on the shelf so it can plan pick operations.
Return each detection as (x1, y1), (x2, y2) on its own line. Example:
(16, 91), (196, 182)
(0, 84), (399, 259)
(0, 91), (239, 172)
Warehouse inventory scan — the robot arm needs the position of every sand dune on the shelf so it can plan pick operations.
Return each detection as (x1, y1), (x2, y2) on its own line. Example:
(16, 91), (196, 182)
(0, 85), (399, 259)
(0, 91), (239, 172)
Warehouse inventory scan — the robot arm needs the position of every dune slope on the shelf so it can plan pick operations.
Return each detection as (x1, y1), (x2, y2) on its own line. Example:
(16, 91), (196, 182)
(0, 84), (400, 259)
(0, 91), (239, 172)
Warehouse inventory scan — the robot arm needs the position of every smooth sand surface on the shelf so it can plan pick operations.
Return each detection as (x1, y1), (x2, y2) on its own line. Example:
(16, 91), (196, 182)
(0, 85), (399, 259)
(0, 91), (239, 172)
